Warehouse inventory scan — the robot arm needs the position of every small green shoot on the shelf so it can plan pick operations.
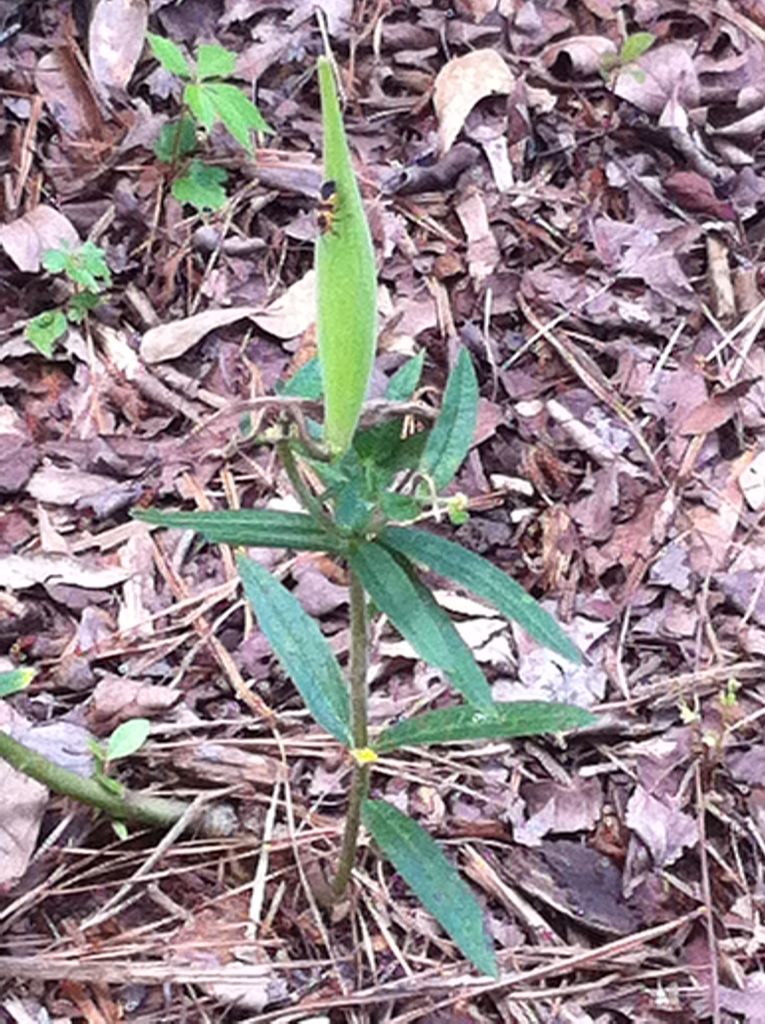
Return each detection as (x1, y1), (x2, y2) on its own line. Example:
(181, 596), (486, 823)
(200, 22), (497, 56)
(24, 241), (111, 357)
(600, 31), (655, 85)
(0, 667), (36, 699)
(146, 33), (273, 212)
(88, 718), (151, 801)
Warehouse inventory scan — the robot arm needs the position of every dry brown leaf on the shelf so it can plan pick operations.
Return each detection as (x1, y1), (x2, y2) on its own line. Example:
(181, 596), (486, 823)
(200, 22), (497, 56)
(88, 0), (149, 97)
(542, 34), (616, 78)
(686, 451), (751, 575)
(140, 306), (261, 363)
(740, 450), (765, 510)
(678, 380), (754, 435)
(515, 776), (602, 847)
(614, 44), (700, 117)
(455, 190), (500, 283)
(0, 551), (129, 591)
(250, 269), (316, 339)
(0, 205), (79, 273)
(433, 50), (514, 155)
(0, 704), (48, 891)
(87, 675), (181, 733)
(625, 785), (697, 867)
(26, 465), (133, 507)
(35, 47), (107, 139)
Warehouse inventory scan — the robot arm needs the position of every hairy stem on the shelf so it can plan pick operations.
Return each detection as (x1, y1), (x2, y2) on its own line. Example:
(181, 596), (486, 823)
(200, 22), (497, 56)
(331, 570), (369, 899)
(277, 440), (335, 533)
(0, 730), (210, 832)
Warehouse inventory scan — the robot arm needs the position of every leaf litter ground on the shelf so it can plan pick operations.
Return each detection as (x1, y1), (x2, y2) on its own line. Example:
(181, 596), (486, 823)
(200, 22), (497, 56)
(2, 0), (765, 1021)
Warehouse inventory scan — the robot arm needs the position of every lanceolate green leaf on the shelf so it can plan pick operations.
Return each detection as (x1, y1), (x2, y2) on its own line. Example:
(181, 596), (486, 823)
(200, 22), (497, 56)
(133, 508), (345, 553)
(362, 798), (498, 977)
(237, 555), (351, 744)
(374, 701), (595, 753)
(349, 542), (494, 712)
(420, 348), (478, 490)
(316, 57), (377, 455)
(381, 527), (582, 663)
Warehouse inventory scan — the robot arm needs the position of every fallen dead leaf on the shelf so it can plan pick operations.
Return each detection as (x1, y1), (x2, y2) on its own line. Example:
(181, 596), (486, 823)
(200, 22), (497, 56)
(542, 34), (616, 79)
(0, 552), (130, 591)
(719, 973), (765, 1024)
(88, 0), (149, 97)
(455, 189), (500, 283)
(514, 775), (602, 847)
(677, 380), (754, 436)
(625, 785), (697, 867)
(433, 50), (514, 154)
(614, 43), (700, 117)
(0, 205), (79, 273)
(0, 704), (48, 892)
(140, 306), (261, 363)
(87, 675), (181, 734)
(250, 269), (316, 339)
(740, 450), (765, 510)
(35, 47), (107, 140)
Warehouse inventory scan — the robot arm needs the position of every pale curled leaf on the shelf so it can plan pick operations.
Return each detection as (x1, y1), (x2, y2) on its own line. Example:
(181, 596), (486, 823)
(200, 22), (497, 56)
(381, 527), (582, 663)
(0, 552), (129, 591)
(375, 702), (595, 753)
(433, 50), (514, 155)
(362, 798), (497, 977)
(0, 206), (79, 273)
(88, 0), (148, 96)
(237, 555), (351, 744)
(140, 306), (260, 363)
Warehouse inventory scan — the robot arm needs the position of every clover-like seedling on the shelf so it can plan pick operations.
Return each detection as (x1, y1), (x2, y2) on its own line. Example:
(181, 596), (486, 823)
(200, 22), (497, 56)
(600, 30), (656, 85)
(24, 241), (111, 357)
(147, 33), (273, 212)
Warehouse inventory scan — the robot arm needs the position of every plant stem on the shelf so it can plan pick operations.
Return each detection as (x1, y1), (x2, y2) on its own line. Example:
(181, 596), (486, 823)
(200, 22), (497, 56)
(277, 439), (336, 533)
(0, 730), (215, 833)
(331, 569), (369, 899)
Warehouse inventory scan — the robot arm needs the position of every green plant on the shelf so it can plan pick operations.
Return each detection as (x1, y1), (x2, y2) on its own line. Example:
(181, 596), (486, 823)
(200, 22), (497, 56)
(88, 718), (151, 839)
(600, 30), (655, 85)
(131, 57), (594, 978)
(0, 667), (36, 699)
(24, 241), (111, 356)
(147, 33), (273, 212)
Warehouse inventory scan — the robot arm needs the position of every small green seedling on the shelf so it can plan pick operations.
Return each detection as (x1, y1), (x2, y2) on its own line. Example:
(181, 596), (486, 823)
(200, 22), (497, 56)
(147, 33), (273, 212)
(132, 57), (595, 979)
(89, 718), (150, 795)
(25, 241), (111, 357)
(600, 31), (655, 85)
(0, 667), (36, 699)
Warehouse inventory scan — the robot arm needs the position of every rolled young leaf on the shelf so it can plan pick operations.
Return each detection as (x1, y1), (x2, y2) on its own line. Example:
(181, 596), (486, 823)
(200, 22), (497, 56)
(374, 701), (595, 753)
(381, 526), (582, 663)
(362, 798), (498, 977)
(316, 57), (377, 454)
(237, 555), (351, 744)
(133, 508), (345, 552)
(349, 541), (494, 712)
(420, 348), (478, 491)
